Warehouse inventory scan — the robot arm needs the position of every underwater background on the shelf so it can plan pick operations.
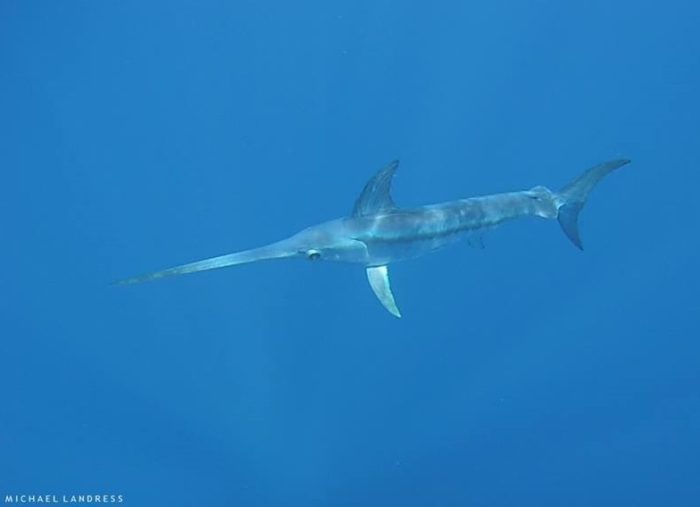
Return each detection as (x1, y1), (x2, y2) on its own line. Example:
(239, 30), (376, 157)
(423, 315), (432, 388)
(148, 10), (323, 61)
(2, 1), (699, 505)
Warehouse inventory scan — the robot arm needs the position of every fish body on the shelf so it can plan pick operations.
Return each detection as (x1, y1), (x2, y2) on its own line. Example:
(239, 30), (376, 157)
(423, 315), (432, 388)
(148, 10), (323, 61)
(118, 159), (630, 317)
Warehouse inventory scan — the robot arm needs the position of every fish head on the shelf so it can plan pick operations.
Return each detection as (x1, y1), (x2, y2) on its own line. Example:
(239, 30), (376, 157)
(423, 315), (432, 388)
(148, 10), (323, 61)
(286, 219), (368, 264)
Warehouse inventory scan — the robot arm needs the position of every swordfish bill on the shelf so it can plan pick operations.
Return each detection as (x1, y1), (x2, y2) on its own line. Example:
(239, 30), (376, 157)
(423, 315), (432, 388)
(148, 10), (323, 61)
(117, 158), (631, 317)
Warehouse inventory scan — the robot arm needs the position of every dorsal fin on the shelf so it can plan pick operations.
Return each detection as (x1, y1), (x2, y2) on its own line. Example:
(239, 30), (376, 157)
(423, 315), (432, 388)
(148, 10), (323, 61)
(352, 160), (399, 217)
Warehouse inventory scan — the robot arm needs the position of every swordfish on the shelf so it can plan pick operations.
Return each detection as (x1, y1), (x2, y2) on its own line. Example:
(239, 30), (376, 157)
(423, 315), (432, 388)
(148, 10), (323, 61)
(118, 159), (630, 317)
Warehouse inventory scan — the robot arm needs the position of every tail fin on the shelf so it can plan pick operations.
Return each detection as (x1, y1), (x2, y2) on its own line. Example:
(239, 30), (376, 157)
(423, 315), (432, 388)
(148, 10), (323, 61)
(556, 159), (631, 250)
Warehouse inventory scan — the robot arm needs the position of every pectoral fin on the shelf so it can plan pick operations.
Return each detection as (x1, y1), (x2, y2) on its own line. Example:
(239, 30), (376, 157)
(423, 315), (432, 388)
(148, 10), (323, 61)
(366, 265), (402, 318)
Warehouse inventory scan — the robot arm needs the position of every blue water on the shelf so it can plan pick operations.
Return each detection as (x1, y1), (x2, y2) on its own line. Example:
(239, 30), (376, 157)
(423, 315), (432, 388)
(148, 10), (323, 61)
(2, 1), (699, 505)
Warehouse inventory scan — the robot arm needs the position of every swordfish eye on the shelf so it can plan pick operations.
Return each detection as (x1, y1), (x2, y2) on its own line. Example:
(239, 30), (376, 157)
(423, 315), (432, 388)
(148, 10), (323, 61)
(306, 249), (322, 261)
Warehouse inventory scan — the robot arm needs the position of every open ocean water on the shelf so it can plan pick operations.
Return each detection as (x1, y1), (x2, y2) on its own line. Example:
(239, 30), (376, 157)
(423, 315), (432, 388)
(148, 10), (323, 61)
(2, 1), (699, 506)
